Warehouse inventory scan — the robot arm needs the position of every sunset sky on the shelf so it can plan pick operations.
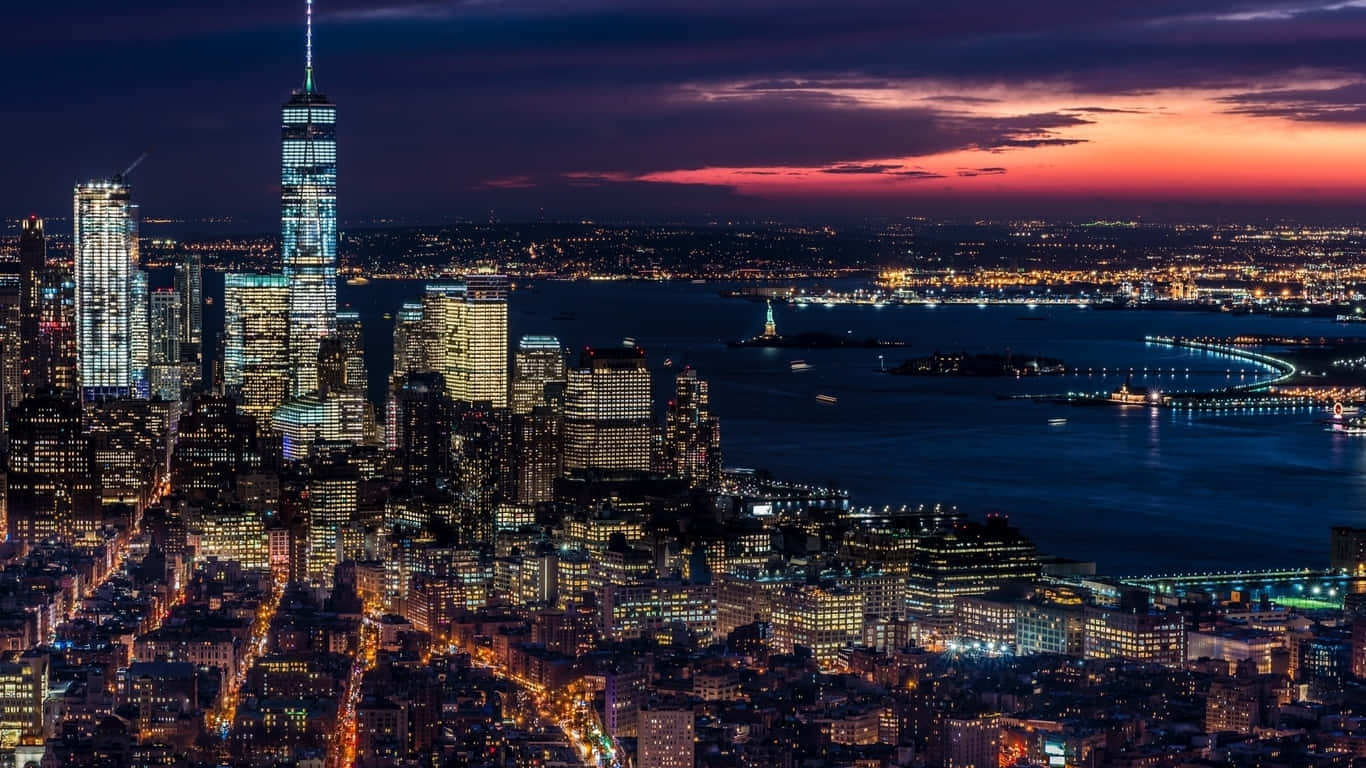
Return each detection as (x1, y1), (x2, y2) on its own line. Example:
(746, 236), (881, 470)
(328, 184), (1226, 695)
(6, 1), (1366, 222)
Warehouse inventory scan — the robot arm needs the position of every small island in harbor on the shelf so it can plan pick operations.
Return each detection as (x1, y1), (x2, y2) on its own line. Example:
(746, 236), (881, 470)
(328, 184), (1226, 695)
(726, 300), (907, 349)
(888, 350), (1065, 376)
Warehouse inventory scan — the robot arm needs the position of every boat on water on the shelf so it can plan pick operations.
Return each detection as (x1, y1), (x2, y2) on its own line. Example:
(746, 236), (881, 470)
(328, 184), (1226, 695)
(816, 394), (837, 405)
(1048, 418), (1067, 426)
(790, 360), (813, 372)
(663, 358), (673, 367)
(1332, 420), (1366, 435)
(346, 276), (370, 286)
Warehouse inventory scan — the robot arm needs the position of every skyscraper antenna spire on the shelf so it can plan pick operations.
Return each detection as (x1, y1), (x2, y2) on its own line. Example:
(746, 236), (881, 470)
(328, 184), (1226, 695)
(304, 0), (315, 91)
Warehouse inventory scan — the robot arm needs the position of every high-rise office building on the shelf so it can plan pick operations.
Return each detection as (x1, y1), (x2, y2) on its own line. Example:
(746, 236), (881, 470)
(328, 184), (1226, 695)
(564, 347), (651, 473)
(130, 269), (149, 397)
(18, 216), (44, 396)
(419, 283), (461, 377)
(456, 274), (508, 407)
(514, 406), (561, 504)
(223, 273), (291, 433)
(307, 462), (359, 586)
(172, 395), (261, 499)
(416, 278), (509, 407)
(0, 275), (22, 429)
(452, 407), (507, 547)
(511, 335), (565, 415)
(662, 368), (721, 489)
(272, 390), (364, 461)
(148, 289), (181, 401)
(74, 179), (138, 401)
(392, 372), (455, 489)
(337, 310), (366, 398)
(317, 334), (348, 393)
(281, 1), (338, 397)
(6, 393), (101, 545)
(387, 301), (426, 450)
(35, 270), (76, 396)
(391, 302), (424, 384)
(904, 515), (1042, 624)
(87, 398), (163, 509)
(174, 254), (203, 391)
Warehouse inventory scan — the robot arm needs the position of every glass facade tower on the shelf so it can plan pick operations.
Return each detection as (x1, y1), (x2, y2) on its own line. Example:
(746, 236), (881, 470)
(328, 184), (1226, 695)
(281, 7), (337, 397)
(174, 254), (203, 390)
(149, 289), (181, 401)
(224, 273), (291, 432)
(74, 180), (137, 401)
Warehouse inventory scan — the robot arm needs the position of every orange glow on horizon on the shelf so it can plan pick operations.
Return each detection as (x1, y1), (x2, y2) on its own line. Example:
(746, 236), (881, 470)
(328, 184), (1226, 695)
(616, 79), (1366, 203)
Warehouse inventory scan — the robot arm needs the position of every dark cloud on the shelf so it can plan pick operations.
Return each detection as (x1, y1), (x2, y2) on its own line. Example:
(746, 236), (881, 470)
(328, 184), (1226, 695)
(986, 138), (1090, 149)
(894, 170), (947, 180)
(821, 163), (905, 174)
(1218, 81), (1366, 122)
(957, 167), (1008, 176)
(1066, 106), (1149, 114)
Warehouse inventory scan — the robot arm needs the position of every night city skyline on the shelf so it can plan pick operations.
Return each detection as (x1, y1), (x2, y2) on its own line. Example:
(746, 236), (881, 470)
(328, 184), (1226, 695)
(12, 4), (1366, 768)
(10, 1), (1366, 224)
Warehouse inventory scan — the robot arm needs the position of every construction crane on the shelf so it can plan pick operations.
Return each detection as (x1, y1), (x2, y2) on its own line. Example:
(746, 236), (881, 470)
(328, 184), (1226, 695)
(115, 152), (149, 182)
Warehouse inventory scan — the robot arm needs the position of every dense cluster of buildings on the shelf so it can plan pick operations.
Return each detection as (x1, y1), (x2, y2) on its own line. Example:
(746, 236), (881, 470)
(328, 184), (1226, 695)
(13, 6), (1366, 768)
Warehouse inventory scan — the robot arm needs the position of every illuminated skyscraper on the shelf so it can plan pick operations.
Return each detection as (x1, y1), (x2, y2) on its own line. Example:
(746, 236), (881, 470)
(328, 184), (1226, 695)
(511, 335), (565, 415)
(88, 398), (163, 509)
(18, 216), (44, 396)
(36, 270), (76, 396)
(223, 273), (291, 432)
(386, 301), (425, 449)
(662, 368), (721, 489)
(130, 268), (149, 397)
(413, 277), (508, 407)
(174, 254), (203, 390)
(336, 310), (366, 397)
(272, 390), (364, 461)
(455, 274), (508, 406)
(148, 289), (181, 401)
(418, 282), (461, 379)
(453, 406), (508, 547)
(172, 395), (261, 499)
(6, 393), (101, 545)
(281, 0), (338, 396)
(307, 461), (359, 586)
(0, 275), (21, 429)
(564, 347), (651, 473)
(514, 405), (561, 504)
(74, 179), (138, 401)
(391, 301), (424, 383)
